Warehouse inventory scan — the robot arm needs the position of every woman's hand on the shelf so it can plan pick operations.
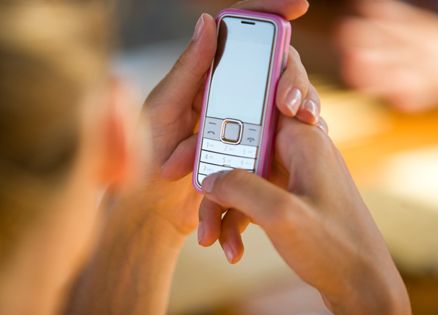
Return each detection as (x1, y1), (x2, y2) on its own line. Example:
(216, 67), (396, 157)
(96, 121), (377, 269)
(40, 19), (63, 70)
(132, 0), (315, 237)
(336, 0), (438, 112)
(198, 117), (411, 314)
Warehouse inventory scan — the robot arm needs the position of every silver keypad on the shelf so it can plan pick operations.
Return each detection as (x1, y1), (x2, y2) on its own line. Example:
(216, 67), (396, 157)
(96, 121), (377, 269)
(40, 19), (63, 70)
(201, 151), (255, 170)
(199, 162), (233, 175)
(197, 117), (262, 186)
(202, 139), (257, 159)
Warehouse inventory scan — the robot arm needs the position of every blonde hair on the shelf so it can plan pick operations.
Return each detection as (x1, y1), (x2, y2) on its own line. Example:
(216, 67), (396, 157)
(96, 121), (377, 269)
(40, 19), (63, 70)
(0, 0), (112, 259)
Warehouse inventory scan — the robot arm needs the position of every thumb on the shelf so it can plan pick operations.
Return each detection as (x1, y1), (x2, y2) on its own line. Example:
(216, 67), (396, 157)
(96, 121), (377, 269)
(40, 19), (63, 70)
(201, 170), (302, 230)
(147, 13), (217, 111)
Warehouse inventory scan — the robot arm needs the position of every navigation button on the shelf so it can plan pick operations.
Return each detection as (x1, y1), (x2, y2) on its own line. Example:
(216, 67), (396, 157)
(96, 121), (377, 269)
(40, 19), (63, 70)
(221, 119), (243, 144)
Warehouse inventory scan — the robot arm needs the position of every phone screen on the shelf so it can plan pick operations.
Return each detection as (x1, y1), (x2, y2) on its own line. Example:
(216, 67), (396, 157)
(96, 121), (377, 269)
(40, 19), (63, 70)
(206, 17), (276, 125)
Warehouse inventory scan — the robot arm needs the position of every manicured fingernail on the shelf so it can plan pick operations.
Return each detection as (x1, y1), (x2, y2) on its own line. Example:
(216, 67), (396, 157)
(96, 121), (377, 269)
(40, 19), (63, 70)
(201, 174), (217, 194)
(303, 99), (319, 120)
(285, 88), (302, 116)
(192, 14), (205, 42)
(223, 243), (235, 263)
(198, 223), (205, 245)
(316, 118), (329, 134)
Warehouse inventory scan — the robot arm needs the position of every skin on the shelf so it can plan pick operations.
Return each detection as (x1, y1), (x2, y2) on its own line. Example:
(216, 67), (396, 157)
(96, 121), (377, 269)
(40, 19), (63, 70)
(198, 117), (412, 314)
(63, 0), (321, 314)
(0, 0), (411, 315)
(336, 0), (438, 112)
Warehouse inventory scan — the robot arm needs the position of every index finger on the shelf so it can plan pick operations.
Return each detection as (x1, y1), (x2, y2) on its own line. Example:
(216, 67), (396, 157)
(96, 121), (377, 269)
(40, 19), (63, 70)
(233, 0), (309, 20)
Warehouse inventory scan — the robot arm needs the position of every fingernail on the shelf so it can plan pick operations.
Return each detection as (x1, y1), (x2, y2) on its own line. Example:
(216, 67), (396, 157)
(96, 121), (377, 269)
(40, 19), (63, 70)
(316, 118), (329, 134)
(198, 223), (205, 245)
(223, 243), (235, 263)
(303, 99), (319, 120)
(202, 170), (229, 193)
(192, 14), (205, 42)
(285, 88), (302, 116)
(201, 174), (217, 194)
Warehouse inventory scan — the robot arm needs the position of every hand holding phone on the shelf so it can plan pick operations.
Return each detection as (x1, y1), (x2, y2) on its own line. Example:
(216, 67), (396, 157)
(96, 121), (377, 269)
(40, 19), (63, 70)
(198, 117), (411, 315)
(193, 9), (292, 190)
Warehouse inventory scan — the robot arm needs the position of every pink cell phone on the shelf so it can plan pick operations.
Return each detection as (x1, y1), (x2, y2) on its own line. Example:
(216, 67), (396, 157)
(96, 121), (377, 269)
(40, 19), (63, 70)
(193, 8), (292, 191)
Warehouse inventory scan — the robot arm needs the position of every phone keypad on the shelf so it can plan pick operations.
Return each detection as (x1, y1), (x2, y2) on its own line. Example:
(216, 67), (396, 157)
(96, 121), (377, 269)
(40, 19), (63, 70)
(202, 138), (257, 159)
(197, 117), (261, 186)
(201, 151), (255, 170)
(199, 162), (233, 175)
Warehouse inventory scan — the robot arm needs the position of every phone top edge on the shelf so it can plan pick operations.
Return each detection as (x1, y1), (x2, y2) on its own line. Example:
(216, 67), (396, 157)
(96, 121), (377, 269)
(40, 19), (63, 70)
(216, 8), (290, 27)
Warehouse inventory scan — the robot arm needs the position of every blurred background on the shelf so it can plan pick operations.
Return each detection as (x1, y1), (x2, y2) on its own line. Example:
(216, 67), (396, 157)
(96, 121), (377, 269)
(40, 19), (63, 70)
(113, 1), (438, 314)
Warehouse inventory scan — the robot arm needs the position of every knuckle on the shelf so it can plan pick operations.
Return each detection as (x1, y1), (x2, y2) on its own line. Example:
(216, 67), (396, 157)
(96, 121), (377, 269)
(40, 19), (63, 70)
(266, 194), (296, 230)
(293, 75), (310, 94)
(307, 128), (333, 153)
(279, 120), (334, 158)
(212, 170), (246, 200)
(172, 52), (197, 79)
(173, 54), (186, 72)
(224, 169), (248, 185)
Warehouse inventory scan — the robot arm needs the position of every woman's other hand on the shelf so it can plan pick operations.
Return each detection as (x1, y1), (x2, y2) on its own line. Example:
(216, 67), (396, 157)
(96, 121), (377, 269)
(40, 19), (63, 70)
(336, 0), (438, 112)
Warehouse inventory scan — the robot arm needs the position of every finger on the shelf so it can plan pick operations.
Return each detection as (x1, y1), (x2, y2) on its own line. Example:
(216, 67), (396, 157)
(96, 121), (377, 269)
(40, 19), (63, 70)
(233, 0), (309, 20)
(219, 209), (250, 264)
(146, 14), (217, 113)
(339, 48), (409, 97)
(315, 116), (329, 135)
(355, 0), (431, 24)
(356, 0), (438, 41)
(198, 197), (227, 247)
(276, 46), (310, 118)
(201, 170), (303, 232)
(275, 117), (337, 195)
(296, 84), (320, 125)
(335, 17), (402, 51)
(160, 134), (197, 180)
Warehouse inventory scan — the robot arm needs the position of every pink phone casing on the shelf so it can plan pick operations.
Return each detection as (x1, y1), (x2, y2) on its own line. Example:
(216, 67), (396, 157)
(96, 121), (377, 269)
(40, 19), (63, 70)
(192, 8), (292, 192)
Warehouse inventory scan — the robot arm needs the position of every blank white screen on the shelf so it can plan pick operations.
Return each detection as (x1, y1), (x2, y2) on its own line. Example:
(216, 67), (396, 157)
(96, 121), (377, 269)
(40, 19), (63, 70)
(206, 17), (275, 125)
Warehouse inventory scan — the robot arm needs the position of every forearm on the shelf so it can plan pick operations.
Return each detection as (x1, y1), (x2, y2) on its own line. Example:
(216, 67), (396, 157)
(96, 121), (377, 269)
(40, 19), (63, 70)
(64, 199), (185, 315)
(328, 261), (412, 315)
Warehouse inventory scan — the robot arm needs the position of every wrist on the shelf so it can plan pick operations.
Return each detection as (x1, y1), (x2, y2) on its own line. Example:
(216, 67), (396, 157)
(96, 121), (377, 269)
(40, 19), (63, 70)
(65, 195), (187, 315)
(328, 262), (411, 315)
(103, 193), (187, 252)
